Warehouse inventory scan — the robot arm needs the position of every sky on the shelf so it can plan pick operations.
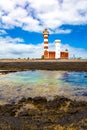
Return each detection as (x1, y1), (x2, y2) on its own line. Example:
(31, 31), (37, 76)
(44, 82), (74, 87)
(0, 0), (87, 59)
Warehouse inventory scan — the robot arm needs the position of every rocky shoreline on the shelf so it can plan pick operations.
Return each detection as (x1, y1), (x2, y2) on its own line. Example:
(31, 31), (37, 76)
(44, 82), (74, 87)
(0, 96), (87, 130)
(0, 59), (87, 72)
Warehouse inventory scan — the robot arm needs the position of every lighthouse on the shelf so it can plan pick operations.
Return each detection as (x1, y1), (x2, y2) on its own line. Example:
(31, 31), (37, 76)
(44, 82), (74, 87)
(43, 29), (49, 59)
(55, 40), (61, 59)
(42, 29), (68, 59)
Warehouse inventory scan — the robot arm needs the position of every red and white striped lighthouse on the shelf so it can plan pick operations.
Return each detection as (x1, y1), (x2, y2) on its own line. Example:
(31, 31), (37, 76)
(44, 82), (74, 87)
(43, 29), (49, 59)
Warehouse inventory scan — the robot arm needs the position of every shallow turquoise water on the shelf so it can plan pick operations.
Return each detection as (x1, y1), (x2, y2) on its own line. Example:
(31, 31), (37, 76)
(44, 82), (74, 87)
(0, 70), (87, 104)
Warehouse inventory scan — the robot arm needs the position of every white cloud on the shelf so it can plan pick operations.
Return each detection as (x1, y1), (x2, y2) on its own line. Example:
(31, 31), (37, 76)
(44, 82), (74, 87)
(0, 30), (7, 35)
(0, 36), (87, 59)
(0, 36), (43, 59)
(0, 0), (87, 33)
(50, 29), (72, 34)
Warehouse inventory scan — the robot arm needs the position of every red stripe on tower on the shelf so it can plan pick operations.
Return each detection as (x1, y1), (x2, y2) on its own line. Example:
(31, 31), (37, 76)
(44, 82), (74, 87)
(44, 41), (48, 44)
(44, 46), (48, 49)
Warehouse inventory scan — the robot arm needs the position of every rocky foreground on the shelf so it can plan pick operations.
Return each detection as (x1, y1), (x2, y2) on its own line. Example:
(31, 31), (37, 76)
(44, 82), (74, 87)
(0, 96), (87, 130)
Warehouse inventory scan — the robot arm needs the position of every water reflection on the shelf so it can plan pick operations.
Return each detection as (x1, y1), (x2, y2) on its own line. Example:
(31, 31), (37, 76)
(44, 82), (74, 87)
(62, 72), (87, 86)
(0, 70), (87, 104)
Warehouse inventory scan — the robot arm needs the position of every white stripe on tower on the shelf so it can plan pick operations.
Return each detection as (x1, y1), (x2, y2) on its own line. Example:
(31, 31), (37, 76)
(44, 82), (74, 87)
(44, 39), (48, 42)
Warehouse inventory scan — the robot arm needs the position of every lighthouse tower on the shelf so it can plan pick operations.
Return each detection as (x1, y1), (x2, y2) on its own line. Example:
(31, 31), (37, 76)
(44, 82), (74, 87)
(55, 40), (61, 59)
(43, 29), (49, 59)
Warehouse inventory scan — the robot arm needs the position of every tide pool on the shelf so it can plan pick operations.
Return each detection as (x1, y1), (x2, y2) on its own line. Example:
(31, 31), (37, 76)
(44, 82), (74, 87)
(0, 70), (87, 104)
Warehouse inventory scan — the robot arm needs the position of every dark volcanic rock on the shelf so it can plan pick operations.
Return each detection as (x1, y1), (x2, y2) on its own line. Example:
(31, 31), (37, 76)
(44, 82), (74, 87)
(33, 96), (47, 104)
(0, 60), (87, 71)
(0, 96), (87, 130)
(18, 97), (27, 103)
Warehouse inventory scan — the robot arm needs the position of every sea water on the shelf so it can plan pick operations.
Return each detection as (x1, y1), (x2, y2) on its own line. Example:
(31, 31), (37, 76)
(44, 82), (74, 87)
(0, 70), (87, 104)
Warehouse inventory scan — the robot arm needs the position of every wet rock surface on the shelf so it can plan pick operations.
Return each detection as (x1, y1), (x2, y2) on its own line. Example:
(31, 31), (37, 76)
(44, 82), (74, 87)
(0, 96), (87, 130)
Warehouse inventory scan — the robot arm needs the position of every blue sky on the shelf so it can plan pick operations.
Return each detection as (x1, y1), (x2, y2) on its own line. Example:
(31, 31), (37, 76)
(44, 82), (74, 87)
(0, 0), (87, 59)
